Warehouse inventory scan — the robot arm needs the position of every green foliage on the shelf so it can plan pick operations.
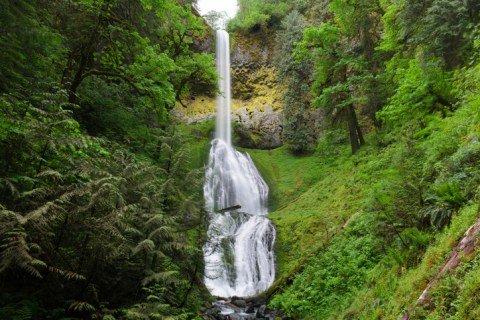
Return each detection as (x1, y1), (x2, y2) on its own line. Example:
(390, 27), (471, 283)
(0, 299), (40, 320)
(2, 0), (480, 319)
(297, 22), (369, 153)
(259, 63), (480, 319)
(270, 214), (380, 319)
(0, 0), (214, 318)
(396, 0), (479, 68)
(53, 0), (216, 115)
(377, 58), (454, 130)
(275, 11), (314, 154)
(258, 0), (480, 317)
(228, 0), (291, 31)
(424, 179), (464, 229)
(0, 100), (206, 317)
(0, 0), (65, 93)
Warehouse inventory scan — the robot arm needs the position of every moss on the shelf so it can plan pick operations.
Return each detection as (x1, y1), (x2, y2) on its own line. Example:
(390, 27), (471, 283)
(174, 89), (283, 123)
(175, 96), (216, 119)
(231, 29), (276, 66)
(231, 66), (283, 106)
(176, 120), (214, 169)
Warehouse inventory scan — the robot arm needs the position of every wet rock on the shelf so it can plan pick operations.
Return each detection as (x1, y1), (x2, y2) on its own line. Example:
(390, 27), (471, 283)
(224, 302), (242, 313)
(245, 305), (256, 314)
(228, 314), (244, 320)
(204, 306), (222, 319)
(256, 305), (267, 318)
(232, 299), (247, 308)
(204, 299), (287, 320)
(233, 106), (283, 149)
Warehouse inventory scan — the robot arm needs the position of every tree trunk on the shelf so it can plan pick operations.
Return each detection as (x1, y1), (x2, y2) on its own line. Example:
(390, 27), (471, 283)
(352, 106), (365, 146)
(347, 104), (361, 154)
(68, 33), (97, 103)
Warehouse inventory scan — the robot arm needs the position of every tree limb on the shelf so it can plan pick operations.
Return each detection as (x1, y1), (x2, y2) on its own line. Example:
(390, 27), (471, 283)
(80, 69), (144, 96)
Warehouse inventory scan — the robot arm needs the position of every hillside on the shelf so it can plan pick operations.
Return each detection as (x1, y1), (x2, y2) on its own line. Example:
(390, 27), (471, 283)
(248, 97), (480, 317)
(221, 0), (480, 318)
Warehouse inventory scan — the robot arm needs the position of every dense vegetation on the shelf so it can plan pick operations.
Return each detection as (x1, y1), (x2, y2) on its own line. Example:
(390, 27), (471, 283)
(2, 0), (480, 319)
(0, 0), (217, 319)
(228, 0), (480, 318)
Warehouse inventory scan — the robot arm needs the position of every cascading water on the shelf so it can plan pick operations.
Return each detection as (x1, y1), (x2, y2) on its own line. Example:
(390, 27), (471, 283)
(203, 30), (276, 298)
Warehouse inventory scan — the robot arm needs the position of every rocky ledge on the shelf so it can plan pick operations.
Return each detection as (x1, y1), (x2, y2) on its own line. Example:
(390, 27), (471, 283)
(233, 105), (282, 149)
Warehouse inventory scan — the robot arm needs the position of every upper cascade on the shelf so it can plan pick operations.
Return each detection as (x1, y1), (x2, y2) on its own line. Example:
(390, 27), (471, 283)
(215, 30), (232, 146)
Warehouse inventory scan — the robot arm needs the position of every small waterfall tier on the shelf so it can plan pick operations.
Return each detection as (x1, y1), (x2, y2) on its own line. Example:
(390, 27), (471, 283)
(203, 30), (276, 298)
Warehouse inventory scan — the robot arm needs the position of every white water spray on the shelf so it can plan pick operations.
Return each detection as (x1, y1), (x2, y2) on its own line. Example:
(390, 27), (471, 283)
(203, 30), (276, 298)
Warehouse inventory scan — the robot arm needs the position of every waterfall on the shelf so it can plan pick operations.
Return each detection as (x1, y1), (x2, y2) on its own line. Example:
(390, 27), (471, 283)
(203, 30), (276, 298)
(215, 30), (231, 146)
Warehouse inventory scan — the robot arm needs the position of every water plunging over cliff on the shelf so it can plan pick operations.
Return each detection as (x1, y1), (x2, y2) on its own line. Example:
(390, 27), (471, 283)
(203, 30), (276, 298)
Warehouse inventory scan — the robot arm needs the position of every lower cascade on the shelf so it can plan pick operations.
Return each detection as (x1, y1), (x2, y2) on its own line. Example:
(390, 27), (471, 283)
(203, 139), (276, 298)
(203, 30), (276, 299)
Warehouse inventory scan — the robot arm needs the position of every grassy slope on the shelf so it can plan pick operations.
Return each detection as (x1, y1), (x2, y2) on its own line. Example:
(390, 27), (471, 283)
(244, 94), (480, 318)
(247, 141), (362, 275)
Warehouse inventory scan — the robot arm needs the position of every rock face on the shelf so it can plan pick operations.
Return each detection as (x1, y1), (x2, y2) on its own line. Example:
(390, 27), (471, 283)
(230, 30), (278, 101)
(229, 30), (284, 149)
(172, 96), (283, 149)
(233, 105), (282, 149)
(173, 29), (286, 149)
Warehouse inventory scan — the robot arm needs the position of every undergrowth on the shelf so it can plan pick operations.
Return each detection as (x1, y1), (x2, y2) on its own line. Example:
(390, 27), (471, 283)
(246, 65), (480, 319)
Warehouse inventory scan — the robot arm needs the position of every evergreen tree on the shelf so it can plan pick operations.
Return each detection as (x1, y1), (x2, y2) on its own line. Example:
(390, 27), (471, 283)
(275, 10), (314, 154)
(297, 24), (367, 154)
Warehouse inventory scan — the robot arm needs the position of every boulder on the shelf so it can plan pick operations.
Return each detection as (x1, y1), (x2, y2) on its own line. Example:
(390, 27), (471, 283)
(232, 299), (247, 308)
(228, 314), (245, 320)
(245, 305), (256, 314)
(233, 105), (283, 149)
(256, 305), (267, 318)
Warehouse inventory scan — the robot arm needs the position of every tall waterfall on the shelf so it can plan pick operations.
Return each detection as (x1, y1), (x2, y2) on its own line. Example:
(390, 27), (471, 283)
(203, 30), (276, 298)
(215, 30), (231, 146)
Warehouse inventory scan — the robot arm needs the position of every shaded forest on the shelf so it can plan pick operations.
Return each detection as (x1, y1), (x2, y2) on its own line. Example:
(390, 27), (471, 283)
(1, 0), (217, 319)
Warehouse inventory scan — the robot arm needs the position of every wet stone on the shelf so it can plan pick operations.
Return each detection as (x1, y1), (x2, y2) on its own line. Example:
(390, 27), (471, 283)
(245, 305), (255, 314)
(256, 305), (267, 318)
(232, 299), (247, 308)
(224, 302), (242, 313)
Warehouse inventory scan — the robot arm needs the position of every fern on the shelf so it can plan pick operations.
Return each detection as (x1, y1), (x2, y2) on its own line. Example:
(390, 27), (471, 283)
(68, 301), (96, 313)
(48, 266), (86, 281)
(35, 169), (64, 183)
(148, 226), (173, 241)
(0, 300), (37, 320)
(1, 95), (205, 317)
(141, 271), (179, 286)
(131, 239), (155, 256)
(0, 178), (19, 199)
(0, 223), (45, 277)
(21, 200), (65, 225)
